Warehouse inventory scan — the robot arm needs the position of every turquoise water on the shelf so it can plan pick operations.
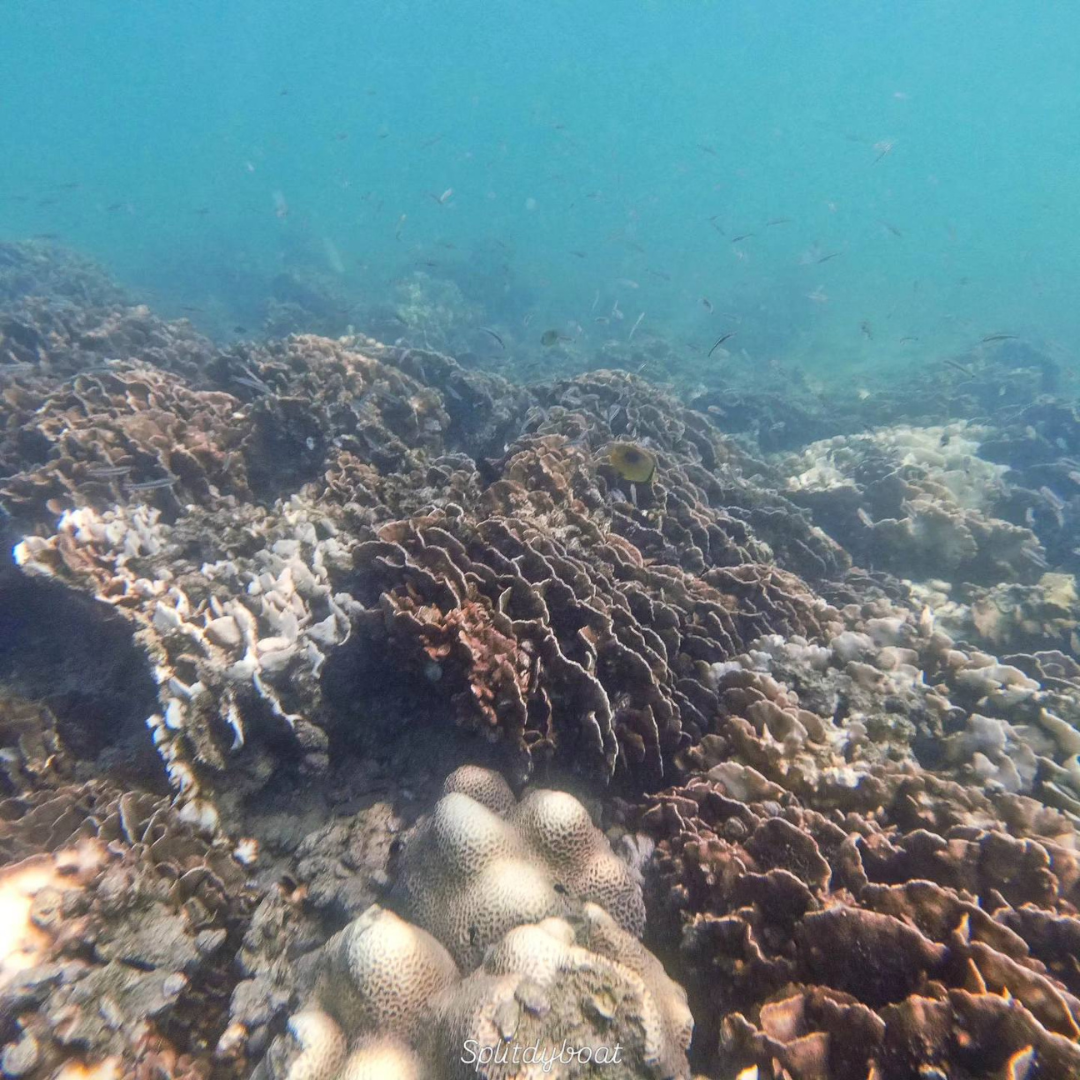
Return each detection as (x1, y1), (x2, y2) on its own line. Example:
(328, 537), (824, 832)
(5, 0), (1078, 382)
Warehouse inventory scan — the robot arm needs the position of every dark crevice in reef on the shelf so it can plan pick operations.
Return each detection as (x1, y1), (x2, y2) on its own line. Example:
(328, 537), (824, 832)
(0, 566), (167, 790)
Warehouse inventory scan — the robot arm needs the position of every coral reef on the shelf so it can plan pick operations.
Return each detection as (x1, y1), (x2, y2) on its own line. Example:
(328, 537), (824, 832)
(396, 767), (645, 967)
(782, 422), (1047, 587)
(5, 247), (1080, 1080)
(624, 614), (1080, 1076)
(0, 776), (253, 1079)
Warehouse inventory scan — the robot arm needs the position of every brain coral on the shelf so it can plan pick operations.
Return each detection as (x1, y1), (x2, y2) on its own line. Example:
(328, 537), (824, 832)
(435, 904), (692, 1080)
(261, 905), (691, 1080)
(397, 766), (646, 968)
(256, 767), (691, 1080)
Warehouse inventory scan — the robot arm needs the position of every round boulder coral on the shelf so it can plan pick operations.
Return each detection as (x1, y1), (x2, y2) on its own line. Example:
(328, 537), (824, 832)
(442, 763), (516, 815)
(399, 766), (645, 966)
(432, 906), (692, 1080)
(316, 905), (458, 1036)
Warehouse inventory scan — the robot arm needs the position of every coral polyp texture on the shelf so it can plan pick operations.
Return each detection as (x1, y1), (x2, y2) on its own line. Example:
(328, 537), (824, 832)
(257, 768), (692, 1080)
(397, 766), (646, 967)
(4, 246), (1080, 1079)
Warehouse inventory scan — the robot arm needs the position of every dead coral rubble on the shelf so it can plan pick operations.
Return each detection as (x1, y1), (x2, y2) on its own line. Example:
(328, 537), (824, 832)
(0, 776), (254, 1080)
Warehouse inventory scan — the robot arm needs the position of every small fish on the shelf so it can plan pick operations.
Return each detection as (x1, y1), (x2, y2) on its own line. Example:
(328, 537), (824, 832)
(765, 217), (792, 227)
(943, 358), (975, 378)
(981, 333), (1018, 343)
(856, 507), (874, 528)
(231, 365), (272, 394)
(232, 375), (270, 394)
(708, 215), (726, 235)
(1040, 486), (1066, 512)
(569, 249), (587, 259)
(125, 475), (179, 492)
(105, 202), (124, 211)
(860, 320), (873, 340)
(420, 134), (443, 148)
(878, 219), (903, 237)
(806, 287), (828, 303)
(646, 268), (670, 280)
(194, 207), (211, 215)
(540, 329), (570, 346)
(708, 331), (737, 357)
(616, 278), (639, 289)
(730, 232), (755, 243)
(816, 251), (843, 264)
(85, 465), (132, 479)
(698, 143), (718, 156)
(429, 188), (453, 205)
(180, 305), (203, 313)
(479, 326), (505, 349)
(628, 312), (645, 341)
(872, 138), (896, 164)
(899, 335), (919, 344)
(701, 297), (713, 313)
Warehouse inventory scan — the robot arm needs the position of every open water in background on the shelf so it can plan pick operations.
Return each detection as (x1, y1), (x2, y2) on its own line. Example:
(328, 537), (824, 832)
(4, 0), (1078, 384)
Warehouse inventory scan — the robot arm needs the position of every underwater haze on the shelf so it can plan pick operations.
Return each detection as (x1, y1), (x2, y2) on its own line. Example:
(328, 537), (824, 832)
(4, 0), (1078, 383)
